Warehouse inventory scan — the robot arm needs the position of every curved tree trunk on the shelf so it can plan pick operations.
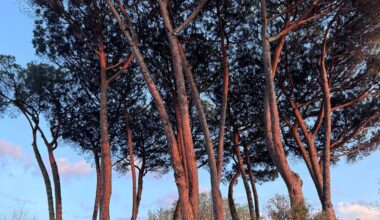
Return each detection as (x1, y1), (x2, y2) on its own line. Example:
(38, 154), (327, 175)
(92, 150), (102, 220)
(260, 0), (306, 214)
(228, 170), (240, 220)
(125, 111), (138, 220)
(233, 127), (255, 220)
(31, 128), (55, 220)
(47, 147), (62, 220)
(243, 143), (260, 219)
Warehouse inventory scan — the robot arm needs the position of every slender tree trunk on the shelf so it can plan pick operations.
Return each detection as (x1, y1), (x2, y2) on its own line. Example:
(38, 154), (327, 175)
(31, 128), (55, 220)
(136, 165), (144, 213)
(228, 170), (240, 220)
(125, 111), (138, 220)
(99, 45), (112, 220)
(243, 143), (260, 219)
(47, 147), (62, 220)
(178, 43), (224, 220)
(320, 41), (336, 220)
(233, 127), (255, 220)
(106, 3), (195, 218)
(216, 5), (230, 184)
(93, 150), (102, 220)
(260, 0), (305, 214)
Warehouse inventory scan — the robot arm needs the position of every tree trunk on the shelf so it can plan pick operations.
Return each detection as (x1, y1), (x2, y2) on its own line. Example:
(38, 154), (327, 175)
(158, 2), (199, 217)
(260, 0), (306, 214)
(320, 41), (336, 220)
(228, 170), (240, 220)
(243, 143), (260, 219)
(125, 111), (138, 220)
(173, 200), (181, 220)
(178, 43), (224, 220)
(31, 128), (55, 220)
(216, 5), (230, 184)
(136, 164), (144, 213)
(233, 127), (255, 220)
(92, 150), (102, 220)
(47, 146), (62, 220)
(99, 46), (112, 220)
(106, 3), (196, 218)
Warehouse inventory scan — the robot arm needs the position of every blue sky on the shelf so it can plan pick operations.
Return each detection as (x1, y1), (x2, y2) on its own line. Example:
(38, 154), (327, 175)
(0, 1), (379, 219)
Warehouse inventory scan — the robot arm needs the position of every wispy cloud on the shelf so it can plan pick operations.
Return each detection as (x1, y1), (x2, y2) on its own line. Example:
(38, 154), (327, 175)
(0, 139), (33, 168)
(154, 191), (178, 209)
(56, 157), (93, 180)
(337, 202), (380, 220)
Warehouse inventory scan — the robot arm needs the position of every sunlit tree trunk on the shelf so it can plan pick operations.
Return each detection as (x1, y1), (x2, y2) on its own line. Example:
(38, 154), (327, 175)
(260, 0), (305, 214)
(99, 42), (112, 220)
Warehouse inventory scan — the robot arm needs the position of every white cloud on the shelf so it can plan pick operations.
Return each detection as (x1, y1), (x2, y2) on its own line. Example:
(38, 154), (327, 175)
(154, 191), (178, 209)
(337, 202), (380, 220)
(56, 157), (93, 180)
(0, 140), (33, 167)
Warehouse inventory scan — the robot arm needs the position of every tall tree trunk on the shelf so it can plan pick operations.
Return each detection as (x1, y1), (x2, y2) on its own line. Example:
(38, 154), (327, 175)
(216, 4), (230, 184)
(233, 127), (255, 220)
(93, 150), (102, 220)
(178, 43), (224, 220)
(106, 3), (195, 218)
(31, 128), (55, 220)
(99, 45), (112, 220)
(320, 40), (336, 220)
(228, 170), (240, 220)
(158, 2), (199, 217)
(125, 111), (138, 220)
(47, 147), (62, 220)
(260, 0), (305, 214)
(243, 143), (260, 219)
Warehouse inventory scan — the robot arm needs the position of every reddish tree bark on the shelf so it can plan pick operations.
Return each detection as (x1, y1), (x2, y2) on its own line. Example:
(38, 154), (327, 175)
(242, 142), (260, 219)
(228, 170), (240, 220)
(233, 127), (255, 220)
(125, 111), (138, 220)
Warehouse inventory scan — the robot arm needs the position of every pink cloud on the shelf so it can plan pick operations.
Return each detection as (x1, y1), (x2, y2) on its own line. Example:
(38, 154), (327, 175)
(0, 140), (33, 167)
(56, 157), (93, 180)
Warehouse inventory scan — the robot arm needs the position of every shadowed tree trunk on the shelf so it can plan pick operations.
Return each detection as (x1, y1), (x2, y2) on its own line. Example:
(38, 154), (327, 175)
(243, 142), (260, 219)
(31, 127), (55, 220)
(233, 126), (255, 220)
(228, 169), (240, 220)
(125, 110), (138, 220)
(47, 146), (62, 220)
(92, 150), (101, 220)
